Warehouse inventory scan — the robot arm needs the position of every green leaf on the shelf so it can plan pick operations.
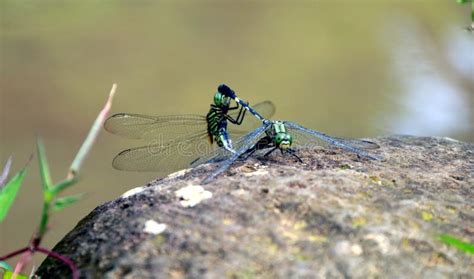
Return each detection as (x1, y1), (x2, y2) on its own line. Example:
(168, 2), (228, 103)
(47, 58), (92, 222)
(53, 193), (85, 212)
(0, 167), (27, 222)
(51, 177), (78, 195)
(438, 234), (474, 254)
(36, 138), (52, 191)
(2, 270), (28, 279)
(0, 261), (12, 271)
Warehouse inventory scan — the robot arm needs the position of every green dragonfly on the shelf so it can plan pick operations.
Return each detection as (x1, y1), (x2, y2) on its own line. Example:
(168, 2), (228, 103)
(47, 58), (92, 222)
(104, 88), (275, 176)
(196, 84), (381, 183)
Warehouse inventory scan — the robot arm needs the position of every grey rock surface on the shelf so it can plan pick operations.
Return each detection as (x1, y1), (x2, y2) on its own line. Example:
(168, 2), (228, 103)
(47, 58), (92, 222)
(36, 136), (473, 278)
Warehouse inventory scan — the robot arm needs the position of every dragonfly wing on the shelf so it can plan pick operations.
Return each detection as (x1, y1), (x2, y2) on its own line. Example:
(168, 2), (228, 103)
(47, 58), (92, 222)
(191, 120), (271, 168)
(189, 147), (232, 168)
(202, 122), (271, 184)
(228, 101), (275, 135)
(112, 132), (214, 174)
(104, 113), (208, 143)
(284, 121), (381, 160)
(290, 129), (380, 150)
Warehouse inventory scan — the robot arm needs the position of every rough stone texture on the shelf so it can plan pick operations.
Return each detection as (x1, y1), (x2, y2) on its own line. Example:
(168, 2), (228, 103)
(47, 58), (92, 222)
(36, 136), (473, 278)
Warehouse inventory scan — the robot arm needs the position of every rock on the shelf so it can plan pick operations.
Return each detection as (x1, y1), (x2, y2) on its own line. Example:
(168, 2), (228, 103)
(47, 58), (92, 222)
(36, 136), (473, 278)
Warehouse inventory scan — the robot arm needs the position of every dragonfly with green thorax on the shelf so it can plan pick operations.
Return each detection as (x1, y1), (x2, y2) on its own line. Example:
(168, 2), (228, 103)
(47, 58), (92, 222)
(198, 84), (381, 183)
(104, 87), (275, 177)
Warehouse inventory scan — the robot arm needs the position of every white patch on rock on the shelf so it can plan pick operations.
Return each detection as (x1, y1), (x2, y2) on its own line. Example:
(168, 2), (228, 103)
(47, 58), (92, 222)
(175, 185), (212, 207)
(242, 169), (268, 176)
(364, 233), (391, 254)
(231, 189), (249, 196)
(121, 186), (146, 198)
(440, 137), (460, 142)
(333, 240), (363, 256)
(167, 168), (191, 180)
(143, 220), (167, 235)
(351, 244), (363, 256)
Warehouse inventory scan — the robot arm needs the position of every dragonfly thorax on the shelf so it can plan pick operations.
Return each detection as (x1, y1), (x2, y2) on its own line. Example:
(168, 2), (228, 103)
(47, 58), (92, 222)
(271, 121), (293, 150)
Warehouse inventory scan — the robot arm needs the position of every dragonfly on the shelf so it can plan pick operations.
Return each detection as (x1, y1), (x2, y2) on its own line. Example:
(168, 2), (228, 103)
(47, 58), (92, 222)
(104, 87), (275, 176)
(198, 84), (381, 183)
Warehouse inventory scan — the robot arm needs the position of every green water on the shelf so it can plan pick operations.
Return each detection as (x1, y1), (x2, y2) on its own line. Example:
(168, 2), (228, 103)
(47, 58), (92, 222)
(1, 0), (472, 268)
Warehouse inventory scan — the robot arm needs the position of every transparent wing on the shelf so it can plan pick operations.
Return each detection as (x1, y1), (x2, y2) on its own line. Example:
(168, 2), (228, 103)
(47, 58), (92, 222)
(290, 129), (380, 150)
(104, 113), (208, 143)
(228, 101), (275, 135)
(202, 122), (272, 184)
(191, 121), (270, 168)
(112, 132), (216, 174)
(284, 121), (381, 160)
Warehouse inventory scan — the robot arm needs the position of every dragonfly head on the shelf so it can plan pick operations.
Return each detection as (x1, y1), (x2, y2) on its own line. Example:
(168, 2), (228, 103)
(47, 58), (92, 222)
(214, 91), (231, 108)
(275, 132), (293, 150)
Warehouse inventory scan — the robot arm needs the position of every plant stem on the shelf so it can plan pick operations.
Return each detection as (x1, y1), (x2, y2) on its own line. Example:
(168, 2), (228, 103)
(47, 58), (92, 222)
(12, 250), (32, 279)
(36, 247), (79, 279)
(4, 190), (51, 276)
(0, 247), (29, 261)
(471, 1), (473, 22)
(38, 200), (50, 237)
(68, 83), (117, 179)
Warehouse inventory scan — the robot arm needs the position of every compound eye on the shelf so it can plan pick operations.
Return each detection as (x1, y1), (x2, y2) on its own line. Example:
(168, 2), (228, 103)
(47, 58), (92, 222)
(275, 134), (283, 144)
(222, 96), (231, 106)
(214, 92), (223, 106)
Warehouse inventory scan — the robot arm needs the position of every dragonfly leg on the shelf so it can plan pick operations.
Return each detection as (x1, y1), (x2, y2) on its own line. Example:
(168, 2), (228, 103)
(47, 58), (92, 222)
(264, 147), (278, 158)
(226, 105), (246, 125)
(287, 148), (303, 163)
(235, 105), (247, 124)
(241, 136), (273, 160)
(228, 104), (238, 110)
(240, 146), (258, 160)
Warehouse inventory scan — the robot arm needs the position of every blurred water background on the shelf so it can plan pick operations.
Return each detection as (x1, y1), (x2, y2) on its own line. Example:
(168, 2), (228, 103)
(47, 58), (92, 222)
(1, 0), (472, 268)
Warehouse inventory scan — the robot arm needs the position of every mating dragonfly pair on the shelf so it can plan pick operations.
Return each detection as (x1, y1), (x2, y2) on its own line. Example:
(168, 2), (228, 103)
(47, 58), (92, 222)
(104, 84), (380, 183)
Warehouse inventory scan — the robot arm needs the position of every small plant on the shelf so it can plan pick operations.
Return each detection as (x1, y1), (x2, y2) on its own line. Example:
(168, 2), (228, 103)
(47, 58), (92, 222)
(457, 0), (474, 31)
(0, 84), (117, 279)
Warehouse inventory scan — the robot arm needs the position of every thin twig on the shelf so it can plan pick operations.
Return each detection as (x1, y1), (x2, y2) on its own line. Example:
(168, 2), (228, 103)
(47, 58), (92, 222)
(36, 247), (79, 279)
(68, 83), (117, 179)
(12, 250), (32, 279)
(0, 247), (29, 261)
